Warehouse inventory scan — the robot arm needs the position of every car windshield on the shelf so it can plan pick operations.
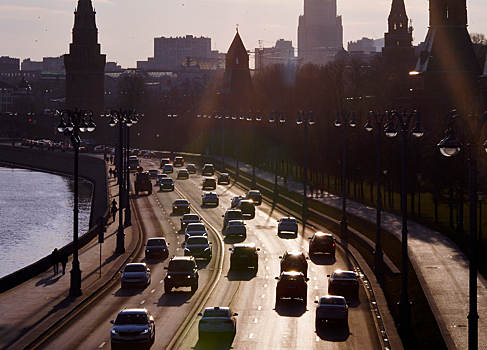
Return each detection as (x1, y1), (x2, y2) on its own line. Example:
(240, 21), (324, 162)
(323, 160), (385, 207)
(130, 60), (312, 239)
(227, 211), (242, 218)
(234, 247), (252, 254)
(205, 193), (216, 197)
(174, 200), (188, 205)
(320, 297), (345, 305)
(124, 264), (146, 272)
(248, 191), (260, 195)
(115, 313), (148, 325)
(281, 218), (296, 223)
(187, 237), (208, 245)
(161, 178), (173, 183)
(168, 260), (194, 271)
(149, 170), (157, 173)
(229, 221), (243, 226)
(147, 239), (166, 246)
(183, 214), (199, 221)
(203, 309), (229, 318)
(187, 223), (205, 231)
(314, 235), (332, 242)
(334, 272), (357, 279)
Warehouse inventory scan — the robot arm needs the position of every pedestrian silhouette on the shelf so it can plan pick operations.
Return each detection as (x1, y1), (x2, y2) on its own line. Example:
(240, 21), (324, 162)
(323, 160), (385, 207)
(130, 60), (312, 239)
(110, 155), (114, 164)
(111, 199), (118, 222)
(109, 168), (113, 178)
(59, 248), (68, 275)
(51, 248), (59, 275)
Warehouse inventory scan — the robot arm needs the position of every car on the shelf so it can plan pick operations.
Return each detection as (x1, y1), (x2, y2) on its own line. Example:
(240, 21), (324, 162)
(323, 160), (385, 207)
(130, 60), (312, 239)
(185, 222), (208, 241)
(144, 237), (169, 259)
(180, 213), (201, 231)
(198, 307), (238, 340)
(177, 169), (189, 179)
(229, 243), (259, 270)
(172, 199), (190, 214)
(164, 256), (199, 293)
(217, 173), (230, 185)
(160, 158), (171, 168)
(173, 156), (184, 167)
(120, 263), (151, 288)
(308, 232), (336, 257)
(202, 177), (216, 190)
(237, 199), (255, 219)
(128, 155), (140, 171)
(134, 172), (153, 195)
(279, 250), (309, 278)
(246, 190), (262, 205)
(159, 177), (174, 191)
(327, 270), (359, 298)
(275, 271), (309, 302)
(222, 209), (244, 230)
(110, 308), (155, 350)
(148, 169), (159, 179)
(163, 164), (174, 173)
(147, 151), (156, 158)
(202, 163), (214, 175)
(186, 164), (197, 173)
(277, 217), (298, 235)
(184, 236), (212, 261)
(202, 192), (219, 206)
(315, 295), (349, 326)
(156, 173), (168, 185)
(230, 195), (245, 209)
(223, 219), (246, 237)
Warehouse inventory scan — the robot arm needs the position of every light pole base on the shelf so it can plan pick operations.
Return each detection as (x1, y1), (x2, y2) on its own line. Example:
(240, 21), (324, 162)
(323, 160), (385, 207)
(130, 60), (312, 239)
(69, 266), (82, 297)
(340, 219), (348, 243)
(116, 227), (125, 254)
(397, 299), (412, 336)
(373, 249), (384, 279)
(124, 207), (132, 227)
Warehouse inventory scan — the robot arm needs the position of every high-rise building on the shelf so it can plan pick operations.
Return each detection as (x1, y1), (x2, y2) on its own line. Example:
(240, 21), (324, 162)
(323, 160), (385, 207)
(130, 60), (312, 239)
(297, 0), (343, 65)
(64, 0), (106, 115)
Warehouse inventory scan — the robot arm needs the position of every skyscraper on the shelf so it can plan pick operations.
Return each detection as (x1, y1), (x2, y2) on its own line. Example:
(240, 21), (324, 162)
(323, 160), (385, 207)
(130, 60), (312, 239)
(298, 0), (343, 65)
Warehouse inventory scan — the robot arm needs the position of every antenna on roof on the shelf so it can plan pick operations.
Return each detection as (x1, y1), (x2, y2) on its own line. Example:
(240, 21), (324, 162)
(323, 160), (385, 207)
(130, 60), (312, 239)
(236, 23), (239, 33)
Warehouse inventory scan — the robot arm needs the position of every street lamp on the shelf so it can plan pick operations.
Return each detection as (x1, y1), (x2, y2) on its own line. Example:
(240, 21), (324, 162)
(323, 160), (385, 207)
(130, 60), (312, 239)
(437, 110), (487, 350)
(364, 111), (388, 278)
(124, 112), (139, 227)
(167, 112), (177, 158)
(198, 112), (204, 159)
(478, 190), (484, 255)
(417, 173), (422, 217)
(297, 111), (315, 221)
(232, 111), (245, 179)
(269, 112), (286, 201)
(334, 111), (357, 242)
(56, 108), (96, 297)
(247, 111), (261, 188)
(385, 109), (424, 335)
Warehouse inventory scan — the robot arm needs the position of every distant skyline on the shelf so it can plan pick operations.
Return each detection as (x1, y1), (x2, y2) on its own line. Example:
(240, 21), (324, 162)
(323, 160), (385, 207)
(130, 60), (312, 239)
(1, 0), (486, 69)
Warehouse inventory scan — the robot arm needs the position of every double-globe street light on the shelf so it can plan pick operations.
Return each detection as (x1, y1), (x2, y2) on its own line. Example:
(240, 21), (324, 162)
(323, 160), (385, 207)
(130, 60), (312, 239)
(384, 109), (424, 335)
(269, 112), (286, 201)
(334, 111), (357, 242)
(437, 109), (487, 350)
(297, 111), (315, 220)
(246, 111), (262, 188)
(108, 109), (138, 254)
(232, 111), (245, 179)
(364, 111), (388, 279)
(167, 112), (177, 158)
(56, 108), (96, 297)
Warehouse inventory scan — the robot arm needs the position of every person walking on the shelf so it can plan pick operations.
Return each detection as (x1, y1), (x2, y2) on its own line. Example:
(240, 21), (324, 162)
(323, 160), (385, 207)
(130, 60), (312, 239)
(109, 168), (113, 178)
(111, 199), (118, 222)
(59, 248), (68, 275)
(110, 154), (114, 164)
(51, 248), (59, 275)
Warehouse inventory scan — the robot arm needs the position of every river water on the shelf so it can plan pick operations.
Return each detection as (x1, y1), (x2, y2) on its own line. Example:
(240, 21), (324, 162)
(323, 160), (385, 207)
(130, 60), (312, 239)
(0, 165), (92, 279)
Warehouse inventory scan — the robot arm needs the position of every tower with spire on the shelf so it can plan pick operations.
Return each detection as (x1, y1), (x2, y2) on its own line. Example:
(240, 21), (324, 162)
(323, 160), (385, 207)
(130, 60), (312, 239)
(383, 0), (414, 60)
(64, 0), (106, 115)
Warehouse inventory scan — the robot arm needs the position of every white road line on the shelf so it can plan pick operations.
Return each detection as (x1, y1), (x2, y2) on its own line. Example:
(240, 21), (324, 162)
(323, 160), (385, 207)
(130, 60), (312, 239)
(266, 266), (269, 270)
(315, 286), (318, 290)
(264, 251), (267, 254)
(150, 289), (155, 293)
(249, 334), (253, 338)
(98, 342), (106, 348)
(254, 319), (258, 323)
(140, 300), (145, 304)
(258, 306), (262, 310)
(264, 284), (267, 288)
(262, 294), (265, 298)
(316, 336), (320, 342)
(159, 280), (163, 284)
(265, 275), (268, 279)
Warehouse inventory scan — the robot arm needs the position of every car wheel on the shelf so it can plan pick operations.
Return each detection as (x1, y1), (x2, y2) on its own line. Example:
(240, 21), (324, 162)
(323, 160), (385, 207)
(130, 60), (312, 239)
(198, 330), (206, 340)
(164, 285), (171, 293)
(331, 251), (336, 258)
(191, 282), (198, 293)
(278, 230), (281, 235)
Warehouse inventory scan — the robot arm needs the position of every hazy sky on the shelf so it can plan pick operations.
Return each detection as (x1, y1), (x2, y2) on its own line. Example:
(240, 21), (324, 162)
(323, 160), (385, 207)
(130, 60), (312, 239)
(1, 0), (486, 69)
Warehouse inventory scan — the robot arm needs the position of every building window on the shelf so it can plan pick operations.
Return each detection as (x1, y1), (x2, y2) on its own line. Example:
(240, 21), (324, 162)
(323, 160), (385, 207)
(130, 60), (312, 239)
(236, 58), (239, 65)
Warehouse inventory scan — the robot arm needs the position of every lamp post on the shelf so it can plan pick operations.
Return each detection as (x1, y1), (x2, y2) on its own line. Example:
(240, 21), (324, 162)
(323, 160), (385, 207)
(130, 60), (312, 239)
(364, 111), (388, 278)
(334, 111), (357, 242)
(385, 109), (424, 335)
(247, 111), (261, 188)
(417, 173), (422, 217)
(437, 110), (487, 350)
(167, 112), (177, 158)
(478, 190), (484, 255)
(297, 111), (315, 221)
(124, 112), (139, 227)
(197, 112), (204, 158)
(269, 112), (286, 201)
(56, 108), (96, 297)
(232, 111), (245, 179)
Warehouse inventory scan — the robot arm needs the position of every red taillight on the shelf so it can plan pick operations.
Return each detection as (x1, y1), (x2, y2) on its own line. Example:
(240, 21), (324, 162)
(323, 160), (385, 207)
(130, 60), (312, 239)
(312, 242), (315, 246)
(342, 307), (347, 313)
(332, 243), (335, 247)
(317, 307), (322, 312)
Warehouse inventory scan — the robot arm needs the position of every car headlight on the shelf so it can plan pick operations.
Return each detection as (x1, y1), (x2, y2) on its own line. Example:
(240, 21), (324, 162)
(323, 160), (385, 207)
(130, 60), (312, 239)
(166, 275), (172, 279)
(184, 248), (190, 251)
(204, 247), (210, 251)
(187, 275), (192, 279)
(141, 329), (149, 335)
(146, 249), (150, 253)
(111, 329), (118, 334)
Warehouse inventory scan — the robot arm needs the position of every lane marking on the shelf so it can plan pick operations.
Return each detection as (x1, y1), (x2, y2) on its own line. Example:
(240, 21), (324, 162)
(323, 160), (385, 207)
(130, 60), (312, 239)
(98, 342), (106, 348)
(151, 289), (155, 293)
(254, 319), (258, 324)
(249, 334), (253, 339)
(264, 284), (267, 288)
(140, 300), (146, 305)
(258, 306), (262, 310)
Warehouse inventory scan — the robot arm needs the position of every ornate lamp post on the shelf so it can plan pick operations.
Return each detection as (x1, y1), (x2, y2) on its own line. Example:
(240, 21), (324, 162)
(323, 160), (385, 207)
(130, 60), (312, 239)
(247, 111), (261, 188)
(197, 112), (204, 158)
(385, 109), (424, 335)
(167, 112), (177, 158)
(334, 111), (357, 242)
(437, 110), (487, 349)
(297, 111), (315, 221)
(364, 111), (388, 278)
(269, 112), (286, 201)
(124, 112), (139, 227)
(56, 108), (96, 297)
(232, 111), (245, 179)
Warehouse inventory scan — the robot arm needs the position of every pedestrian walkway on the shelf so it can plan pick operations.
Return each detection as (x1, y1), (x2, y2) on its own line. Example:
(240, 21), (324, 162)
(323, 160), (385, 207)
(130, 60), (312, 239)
(0, 163), (139, 350)
(223, 157), (487, 350)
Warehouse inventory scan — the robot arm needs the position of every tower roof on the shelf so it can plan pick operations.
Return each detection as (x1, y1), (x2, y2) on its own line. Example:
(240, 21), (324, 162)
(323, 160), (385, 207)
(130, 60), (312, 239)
(389, 0), (406, 17)
(226, 31), (248, 60)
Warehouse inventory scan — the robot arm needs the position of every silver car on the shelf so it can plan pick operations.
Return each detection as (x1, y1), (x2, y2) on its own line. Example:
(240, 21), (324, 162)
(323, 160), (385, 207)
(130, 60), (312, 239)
(315, 295), (349, 326)
(198, 306), (237, 339)
(185, 222), (208, 241)
(120, 263), (151, 288)
(184, 236), (212, 260)
(277, 217), (298, 235)
(110, 308), (155, 349)
(223, 219), (246, 237)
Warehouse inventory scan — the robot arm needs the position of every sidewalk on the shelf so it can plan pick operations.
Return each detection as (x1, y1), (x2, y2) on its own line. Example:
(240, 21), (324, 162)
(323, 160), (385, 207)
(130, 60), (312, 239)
(222, 157), (487, 350)
(0, 165), (139, 350)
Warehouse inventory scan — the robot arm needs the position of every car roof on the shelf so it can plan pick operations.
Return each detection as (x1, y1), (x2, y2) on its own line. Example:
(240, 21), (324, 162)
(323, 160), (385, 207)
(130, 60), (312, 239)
(179, 169), (188, 172)
(281, 216), (296, 220)
(119, 308), (149, 315)
(203, 306), (230, 312)
(319, 295), (347, 303)
(248, 190), (260, 194)
(281, 271), (304, 277)
(219, 173), (229, 176)
(174, 199), (188, 203)
(314, 231), (333, 237)
(125, 262), (147, 267)
(204, 191), (217, 195)
(332, 270), (357, 278)
(228, 220), (244, 224)
(147, 237), (166, 242)
(204, 176), (215, 180)
(170, 256), (194, 261)
(234, 243), (255, 249)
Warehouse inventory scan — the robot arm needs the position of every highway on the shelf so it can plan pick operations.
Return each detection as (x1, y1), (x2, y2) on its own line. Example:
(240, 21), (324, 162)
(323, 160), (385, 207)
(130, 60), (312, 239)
(37, 158), (382, 350)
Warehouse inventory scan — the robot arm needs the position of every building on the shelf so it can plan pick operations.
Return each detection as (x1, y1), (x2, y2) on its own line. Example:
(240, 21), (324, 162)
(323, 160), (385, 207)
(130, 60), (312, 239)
(137, 35), (212, 71)
(254, 39), (298, 70)
(64, 0), (106, 116)
(297, 0), (343, 65)
(348, 38), (378, 55)
(382, 0), (414, 63)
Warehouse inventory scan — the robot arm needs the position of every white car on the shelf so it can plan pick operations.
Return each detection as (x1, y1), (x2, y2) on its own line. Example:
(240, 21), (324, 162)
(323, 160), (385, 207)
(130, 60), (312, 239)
(315, 295), (349, 326)
(110, 308), (155, 349)
(202, 192), (219, 206)
(277, 217), (298, 235)
(163, 164), (174, 173)
(120, 263), (151, 288)
(185, 222), (208, 241)
(198, 306), (237, 339)
(223, 220), (246, 237)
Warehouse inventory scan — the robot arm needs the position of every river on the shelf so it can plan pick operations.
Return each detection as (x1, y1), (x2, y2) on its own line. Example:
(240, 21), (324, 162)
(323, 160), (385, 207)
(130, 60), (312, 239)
(0, 165), (92, 279)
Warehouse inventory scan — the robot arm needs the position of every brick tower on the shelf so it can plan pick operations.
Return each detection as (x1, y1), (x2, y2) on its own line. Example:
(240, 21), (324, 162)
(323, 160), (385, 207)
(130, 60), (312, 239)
(383, 0), (414, 62)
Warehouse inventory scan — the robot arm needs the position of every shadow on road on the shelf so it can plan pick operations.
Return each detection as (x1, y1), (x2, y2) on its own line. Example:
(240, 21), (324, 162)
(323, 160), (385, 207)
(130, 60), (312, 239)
(315, 323), (350, 342)
(157, 291), (193, 307)
(226, 269), (258, 281)
(192, 334), (234, 350)
(309, 254), (336, 265)
(274, 299), (307, 317)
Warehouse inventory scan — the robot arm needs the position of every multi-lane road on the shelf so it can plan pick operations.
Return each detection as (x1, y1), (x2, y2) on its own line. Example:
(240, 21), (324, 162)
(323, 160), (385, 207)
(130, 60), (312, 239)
(38, 158), (383, 349)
